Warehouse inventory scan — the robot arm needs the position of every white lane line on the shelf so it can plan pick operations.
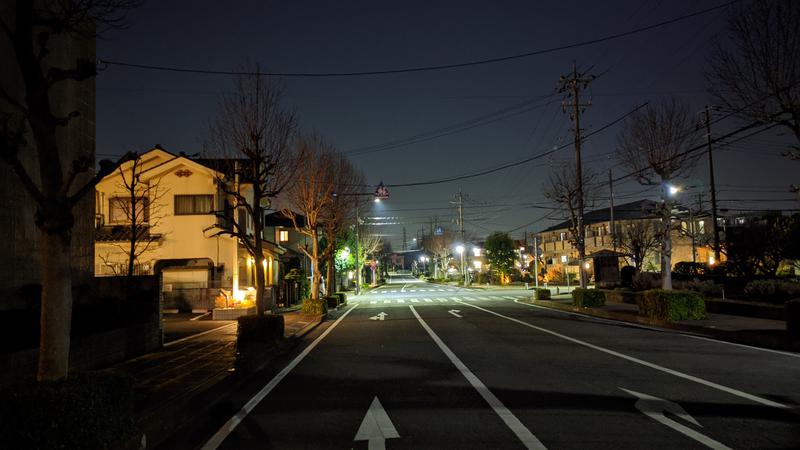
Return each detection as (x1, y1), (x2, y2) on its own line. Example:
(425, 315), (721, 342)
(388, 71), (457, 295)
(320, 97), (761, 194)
(449, 297), (462, 302)
(503, 296), (519, 300)
(391, 290), (398, 293)
(164, 323), (237, 347)
(201, 305), (360, 449)
(437, 289), (445, 292)
(409, 306), (547, 450)
(514, 300), (800, 359)
(424, 298), (433, 303)
(383, 300), (391, 304)
(190, 311), (212, 321)
(477, 296), (494, 301)
(397, 299), (406, 303)
(370, 301), (377, 305)
(411, 299), (420, 303)
(456, 301), (791, 410)
(490, 296), (508, 301)
(409, 289), (417, 292)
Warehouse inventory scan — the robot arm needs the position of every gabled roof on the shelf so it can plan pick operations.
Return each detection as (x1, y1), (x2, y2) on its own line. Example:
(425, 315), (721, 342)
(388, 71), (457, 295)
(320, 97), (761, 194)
(539, 199), (660, 233)
(99, 147), (221, 185)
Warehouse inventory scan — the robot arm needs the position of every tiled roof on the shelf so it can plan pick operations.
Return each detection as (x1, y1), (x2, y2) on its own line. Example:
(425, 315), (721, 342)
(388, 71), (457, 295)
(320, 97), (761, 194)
(539, 199), (660, 233)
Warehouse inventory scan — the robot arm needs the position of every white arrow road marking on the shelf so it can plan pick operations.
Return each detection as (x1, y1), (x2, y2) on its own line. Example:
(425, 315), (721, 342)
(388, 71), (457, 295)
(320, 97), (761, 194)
(409, 306), (547, 450)
(369, 312), (388, 321)
(448, 309), (462, 318)
(354, 396), (400, 450)
(457, 301), (790, 410)
(620, 388), (732, 450)
(201, 305), (359, 450)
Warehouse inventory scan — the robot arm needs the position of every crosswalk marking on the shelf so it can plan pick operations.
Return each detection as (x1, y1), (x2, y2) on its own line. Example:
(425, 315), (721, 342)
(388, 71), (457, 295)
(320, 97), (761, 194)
(411, 299), (419, 303)
(397, 299), (405, 303)
(370, 301), (377, 304)
(446, 289), (455, 292)
(424, 298), (433, 302)
(503, 296), (518, 300)
(449, 297), (461, 302)
(384, 300), (391, 304)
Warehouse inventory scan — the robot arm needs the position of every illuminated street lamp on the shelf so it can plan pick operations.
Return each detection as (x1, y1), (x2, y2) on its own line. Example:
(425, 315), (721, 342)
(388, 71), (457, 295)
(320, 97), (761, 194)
(455, 245), (466, 285)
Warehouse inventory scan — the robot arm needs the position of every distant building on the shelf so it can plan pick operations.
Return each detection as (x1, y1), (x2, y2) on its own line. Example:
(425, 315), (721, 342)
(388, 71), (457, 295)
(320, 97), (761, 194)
(536, 199), (716, 276)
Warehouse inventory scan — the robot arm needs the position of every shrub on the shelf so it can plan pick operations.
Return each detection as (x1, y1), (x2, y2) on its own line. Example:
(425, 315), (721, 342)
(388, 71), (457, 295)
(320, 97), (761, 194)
(237, 314), (284, 351)
(637, 289), (707, 321)
(673, 279), (723, 298)
(673, 262), (710, 276)
(0, 372), (136, 449)
(533, 288), (551, 300)
(632, 272), (661, 291)
(743, 279), (800, 304)
(325, 296), (340, 309)
(334, 292), (348, 305)
(602, 289), (640, 304)
(620, 266), (637, 287)
(572, 288), (605, 307)
(301, 298), (327, 315)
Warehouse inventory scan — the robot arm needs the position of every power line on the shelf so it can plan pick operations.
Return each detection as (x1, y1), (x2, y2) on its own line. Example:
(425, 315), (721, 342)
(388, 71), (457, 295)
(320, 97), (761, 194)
(97, 2), (738, 78)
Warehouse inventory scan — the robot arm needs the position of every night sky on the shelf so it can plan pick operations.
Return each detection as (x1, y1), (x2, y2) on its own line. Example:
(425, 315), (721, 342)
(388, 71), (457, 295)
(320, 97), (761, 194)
(96, 0), (798, 249)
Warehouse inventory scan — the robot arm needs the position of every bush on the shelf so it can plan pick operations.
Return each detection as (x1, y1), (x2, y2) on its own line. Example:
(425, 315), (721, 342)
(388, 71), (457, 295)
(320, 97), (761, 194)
(533, 288), (551, 300)
(637, 289), (707, 321)
(632, 272), (661, 291)
(301, 298), (327, 315)
(673, 262), (710, 277)
(743, 279), (800, 304)
(673, 279), (723, 298)
(334, 291), (348, 306)
(572, 288), (605, 307)
(0, 372), (136, 449)
(620, 266), (637, 287)
(237, 314), (284, 351)
(602, 289), (640, 304)
(325, 296), (340, 309)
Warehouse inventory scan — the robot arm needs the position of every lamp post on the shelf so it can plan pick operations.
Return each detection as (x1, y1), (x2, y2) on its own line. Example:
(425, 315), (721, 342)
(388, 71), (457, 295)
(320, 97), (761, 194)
(456, 245), (466, 285)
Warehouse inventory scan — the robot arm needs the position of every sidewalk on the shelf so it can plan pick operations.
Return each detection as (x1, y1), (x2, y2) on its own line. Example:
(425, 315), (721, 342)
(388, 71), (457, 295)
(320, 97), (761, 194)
(525, 295), (792, 351)
(109, 310), (325, 449)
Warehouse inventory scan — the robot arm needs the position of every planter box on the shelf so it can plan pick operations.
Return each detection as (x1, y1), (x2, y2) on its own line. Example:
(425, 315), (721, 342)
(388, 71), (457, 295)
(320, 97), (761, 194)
(212, 306), (256, 321)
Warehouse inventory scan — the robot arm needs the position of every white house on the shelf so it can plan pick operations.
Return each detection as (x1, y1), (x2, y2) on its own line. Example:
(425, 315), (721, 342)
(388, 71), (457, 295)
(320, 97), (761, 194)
(94, 147), (283, 305)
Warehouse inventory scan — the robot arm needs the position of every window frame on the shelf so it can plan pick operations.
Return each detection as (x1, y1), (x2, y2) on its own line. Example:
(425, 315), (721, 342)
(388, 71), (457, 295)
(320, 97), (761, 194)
(174, 194), (214, 216)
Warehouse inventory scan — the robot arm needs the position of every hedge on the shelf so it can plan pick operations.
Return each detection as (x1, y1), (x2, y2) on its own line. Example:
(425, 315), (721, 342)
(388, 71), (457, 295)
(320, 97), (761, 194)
(301, 298), (327, 315)
(637, 289), (707, 321)
(334, 292), (348, 306)
(237, 314), (284, 351)
(0, 372), (136, 449)
(325, 296), (340, 309)
(572, 288), (605, 308)
(533, 288), (551, 300)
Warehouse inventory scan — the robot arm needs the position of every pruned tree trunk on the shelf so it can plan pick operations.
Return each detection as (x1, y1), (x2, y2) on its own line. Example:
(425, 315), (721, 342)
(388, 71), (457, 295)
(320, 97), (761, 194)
(38, 231), (73, 381)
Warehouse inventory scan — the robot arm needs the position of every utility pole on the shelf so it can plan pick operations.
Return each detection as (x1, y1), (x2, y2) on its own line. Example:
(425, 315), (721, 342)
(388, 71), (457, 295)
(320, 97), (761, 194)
(533, 234), (540, 288)
(457, 190), (467, 285)
(402, 227), (407, 251)
(558, 62), (594, 289)
(609, 169), (616, 252)
(704, 105), (721, 263)
(354, 201), (361, 295)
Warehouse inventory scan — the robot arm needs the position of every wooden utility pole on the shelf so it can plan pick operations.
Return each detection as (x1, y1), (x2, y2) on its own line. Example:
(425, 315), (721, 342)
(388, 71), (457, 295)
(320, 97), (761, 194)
(558, 63), (595, 289)
(609, 169), (616, 252)
(704, 105), (721, 263)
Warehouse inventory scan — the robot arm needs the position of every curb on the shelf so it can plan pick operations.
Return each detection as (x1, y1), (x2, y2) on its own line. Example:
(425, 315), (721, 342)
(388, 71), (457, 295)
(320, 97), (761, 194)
(523, 299), (793, 352)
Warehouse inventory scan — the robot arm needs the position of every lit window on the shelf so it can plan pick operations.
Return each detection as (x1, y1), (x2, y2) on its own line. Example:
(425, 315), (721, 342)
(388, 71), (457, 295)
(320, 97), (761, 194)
(559, 232), (566, 241)
(278, 230), (289, 242)
(561, 255), (568, 263)
(697, 220), (705, 234)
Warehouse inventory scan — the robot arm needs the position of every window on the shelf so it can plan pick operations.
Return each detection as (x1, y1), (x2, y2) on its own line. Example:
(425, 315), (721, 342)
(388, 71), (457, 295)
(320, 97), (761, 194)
(174, 195), (213, 215)
(560, 255), (568, 263)
(697, 220), (705, 234)
(109, 197), (149, 223)
(278, 230), (289, 242)
(559, 232), (566, 241)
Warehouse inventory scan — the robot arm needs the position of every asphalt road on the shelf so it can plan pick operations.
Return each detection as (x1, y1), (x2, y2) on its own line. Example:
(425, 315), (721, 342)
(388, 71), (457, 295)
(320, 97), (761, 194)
(189, 278), (800, 449)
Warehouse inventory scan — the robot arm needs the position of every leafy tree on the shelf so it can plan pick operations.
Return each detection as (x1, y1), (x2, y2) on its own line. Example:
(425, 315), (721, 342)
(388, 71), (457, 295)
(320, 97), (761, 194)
(484, 232), (516, 283)
(0, 1), (137, 381)
(725, 214), (800, 277)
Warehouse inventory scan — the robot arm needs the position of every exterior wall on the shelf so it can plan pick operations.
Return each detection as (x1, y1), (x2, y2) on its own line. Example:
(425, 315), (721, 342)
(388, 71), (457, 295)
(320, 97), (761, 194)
(538, 218), (716, 272)
(0, 4), (95, 309)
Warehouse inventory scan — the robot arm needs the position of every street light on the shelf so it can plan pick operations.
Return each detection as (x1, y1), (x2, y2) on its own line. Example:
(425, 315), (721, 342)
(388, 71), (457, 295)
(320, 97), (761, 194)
(667, 184), (680, 196)
(455, 245), (467, 286)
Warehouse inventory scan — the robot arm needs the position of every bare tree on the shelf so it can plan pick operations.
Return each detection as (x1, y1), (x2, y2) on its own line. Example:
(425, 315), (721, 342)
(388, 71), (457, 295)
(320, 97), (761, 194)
(0, 1), (137, 381)
(356, 223), (383, 285)
(707, 0), (800, 162)
(616, 100), (700, 289)
(97, 155), (168, 277)
(322, 155), (364, 294)
(618, 220), (659, 271)
(283, 134), (337, 300)
(421, 227), (453, 278)
(207, 66), (297, 314)
(543, 164), (597, 287)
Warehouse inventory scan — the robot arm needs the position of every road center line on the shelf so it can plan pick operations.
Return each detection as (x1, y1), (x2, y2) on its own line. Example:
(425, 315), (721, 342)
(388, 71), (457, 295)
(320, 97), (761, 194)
(455, 301), (791, 410)
(201, 305), (360, 450)
(409, 305), (547, 450)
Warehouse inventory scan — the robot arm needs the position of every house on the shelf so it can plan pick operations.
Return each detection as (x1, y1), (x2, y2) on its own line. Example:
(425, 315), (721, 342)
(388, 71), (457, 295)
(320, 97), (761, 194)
(536, 199), (716, 276)
(94, 147), (285, 309)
